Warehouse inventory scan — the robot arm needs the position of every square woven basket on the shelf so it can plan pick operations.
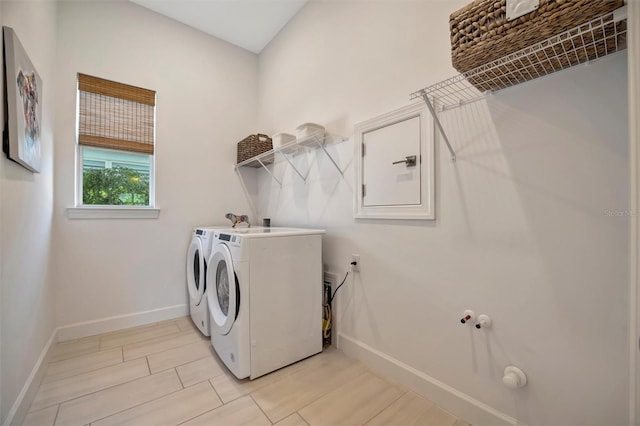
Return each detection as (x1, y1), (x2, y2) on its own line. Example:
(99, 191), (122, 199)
(450, 0), (625, 90)
(237, 134), (273, 166)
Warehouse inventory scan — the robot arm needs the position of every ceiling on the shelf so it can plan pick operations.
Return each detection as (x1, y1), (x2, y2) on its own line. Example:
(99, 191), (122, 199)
(130, 0), (309, 54)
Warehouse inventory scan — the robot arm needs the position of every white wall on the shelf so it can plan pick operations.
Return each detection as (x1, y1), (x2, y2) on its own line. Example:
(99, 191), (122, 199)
(0, 1), (57, 423)
(1, 4), (4, 420)
(631, 1), (640, 423)
(53, 1), (257, 330)
(257, 1), (629, 425)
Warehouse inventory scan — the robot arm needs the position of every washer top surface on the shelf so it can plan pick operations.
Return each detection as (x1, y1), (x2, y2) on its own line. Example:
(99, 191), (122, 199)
(193, 225), (229, 232)
(214, 226), (325, 238)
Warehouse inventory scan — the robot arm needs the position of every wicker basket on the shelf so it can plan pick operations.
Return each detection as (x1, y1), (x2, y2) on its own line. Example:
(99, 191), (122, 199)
(237, 134), (273, 166)
(450, 0), (625, 85)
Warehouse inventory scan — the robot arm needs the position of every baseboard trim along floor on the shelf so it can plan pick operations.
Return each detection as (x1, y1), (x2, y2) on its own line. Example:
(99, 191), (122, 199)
(5, 305), (190, 425)
(337, 332), (518, 426)
(4, 328), (58, 426)
(56, 304), (188, 342)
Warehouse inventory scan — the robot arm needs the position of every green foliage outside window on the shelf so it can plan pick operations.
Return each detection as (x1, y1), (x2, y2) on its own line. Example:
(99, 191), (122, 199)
(83, 166), (149, 205)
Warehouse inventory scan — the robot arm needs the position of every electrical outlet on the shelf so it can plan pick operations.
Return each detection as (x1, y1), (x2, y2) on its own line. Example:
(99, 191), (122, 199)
(351, 254), (360, 272)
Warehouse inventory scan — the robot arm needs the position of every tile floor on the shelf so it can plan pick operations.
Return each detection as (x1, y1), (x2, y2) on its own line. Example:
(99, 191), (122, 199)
(24, 317), (470, 426)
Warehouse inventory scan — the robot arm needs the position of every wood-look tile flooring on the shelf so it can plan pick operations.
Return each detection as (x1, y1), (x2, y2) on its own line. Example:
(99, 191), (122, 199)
(24, 317), (470, 426)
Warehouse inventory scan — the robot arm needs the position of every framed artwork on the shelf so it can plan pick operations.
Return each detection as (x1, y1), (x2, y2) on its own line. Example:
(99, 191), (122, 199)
(3, 26), (42, 173)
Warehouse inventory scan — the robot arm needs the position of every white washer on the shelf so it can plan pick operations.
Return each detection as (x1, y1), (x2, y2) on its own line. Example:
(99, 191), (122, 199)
(207, 227), (325, 379)
(186, 227), (217, 336)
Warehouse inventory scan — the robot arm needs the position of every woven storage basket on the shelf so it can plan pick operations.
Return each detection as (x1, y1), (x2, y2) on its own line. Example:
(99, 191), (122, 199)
(450, 0), (625, 91)
(237, 134), (273, 166)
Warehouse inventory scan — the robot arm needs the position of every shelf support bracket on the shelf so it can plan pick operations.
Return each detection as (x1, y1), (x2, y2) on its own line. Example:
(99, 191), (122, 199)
(419, 90), (456, 162)
(256, 157), (282, 187)
(318, 142), (344, 176)
(308, 134), (344, 176)
(278, 151), (308, 182)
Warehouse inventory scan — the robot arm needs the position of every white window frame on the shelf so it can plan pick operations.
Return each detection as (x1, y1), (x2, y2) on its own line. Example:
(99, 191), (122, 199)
(74, 145), (156, 205)
(68, 82), (159, 220)
(68, 146), (158, 219)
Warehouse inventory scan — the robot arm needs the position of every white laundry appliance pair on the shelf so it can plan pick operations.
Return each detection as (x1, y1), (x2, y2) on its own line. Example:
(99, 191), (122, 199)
(205, 227), (325, 380)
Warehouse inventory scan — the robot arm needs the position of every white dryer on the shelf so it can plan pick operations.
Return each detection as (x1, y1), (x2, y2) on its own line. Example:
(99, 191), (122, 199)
(186, 227), (216, 336)
(206, 227), (325, 379)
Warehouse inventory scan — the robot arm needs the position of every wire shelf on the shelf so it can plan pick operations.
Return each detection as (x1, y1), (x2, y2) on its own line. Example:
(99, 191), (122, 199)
(235, 131), (348, 186)
(410, 6), (627, 111)
(235, 132), (346, 168)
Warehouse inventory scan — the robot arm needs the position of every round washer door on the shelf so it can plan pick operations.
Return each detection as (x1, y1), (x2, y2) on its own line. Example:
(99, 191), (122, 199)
(207, 243), (237, 335)
(186, 237), (205, 302)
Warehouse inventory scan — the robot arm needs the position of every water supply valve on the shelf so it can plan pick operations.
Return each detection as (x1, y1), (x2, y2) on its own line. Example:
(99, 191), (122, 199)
(475, 314), (492, 329)
(460, 310), (476, 324)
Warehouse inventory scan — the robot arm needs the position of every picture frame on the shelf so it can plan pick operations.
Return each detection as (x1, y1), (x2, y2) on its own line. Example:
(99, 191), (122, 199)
(3, 26), (42, 173)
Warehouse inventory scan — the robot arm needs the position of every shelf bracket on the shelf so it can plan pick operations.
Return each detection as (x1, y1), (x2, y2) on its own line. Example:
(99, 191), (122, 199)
(317, 142), (344, 176)
(278, 150), (308, 182)
(306, 134), (345, 176)
(418, 90), (456, 162)
(256, 157), (282, 187)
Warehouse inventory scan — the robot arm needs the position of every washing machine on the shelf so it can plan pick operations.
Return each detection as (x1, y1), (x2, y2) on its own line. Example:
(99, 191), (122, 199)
(206, 227), (325, 379)
(186, 227), (217, 336)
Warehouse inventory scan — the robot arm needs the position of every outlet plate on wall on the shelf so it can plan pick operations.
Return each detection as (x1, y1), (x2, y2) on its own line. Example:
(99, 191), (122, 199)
(351, 254), (360, 272)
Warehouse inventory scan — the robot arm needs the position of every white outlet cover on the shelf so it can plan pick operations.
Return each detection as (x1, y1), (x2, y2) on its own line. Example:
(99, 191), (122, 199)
(506, 0), (539, 21)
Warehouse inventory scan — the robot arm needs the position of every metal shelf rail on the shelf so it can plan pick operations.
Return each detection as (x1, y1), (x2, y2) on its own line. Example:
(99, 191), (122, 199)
(410, 6), (628, 162)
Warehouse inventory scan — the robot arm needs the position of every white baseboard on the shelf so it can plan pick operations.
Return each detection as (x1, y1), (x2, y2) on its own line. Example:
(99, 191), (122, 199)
(56, 304), (188, 342)
(2, 304), (189, 425)
(3, 328), (58, 426)
(337, 332), (519, 426)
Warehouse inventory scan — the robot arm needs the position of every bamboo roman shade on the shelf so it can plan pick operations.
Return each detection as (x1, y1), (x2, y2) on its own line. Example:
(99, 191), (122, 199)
(77, 73), (156, 155)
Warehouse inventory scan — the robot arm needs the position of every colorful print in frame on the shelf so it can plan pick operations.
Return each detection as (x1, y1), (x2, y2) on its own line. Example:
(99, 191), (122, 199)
(3, 26), (42, 173)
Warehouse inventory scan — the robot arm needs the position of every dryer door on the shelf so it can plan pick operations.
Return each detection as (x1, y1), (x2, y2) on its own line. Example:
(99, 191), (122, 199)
(186, 237), (205, 303)
(207, 243), (238, 335)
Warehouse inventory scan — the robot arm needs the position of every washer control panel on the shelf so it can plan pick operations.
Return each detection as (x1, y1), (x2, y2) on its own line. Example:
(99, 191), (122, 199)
(214, 232), (241, 246)
(194, 228), (213, 248)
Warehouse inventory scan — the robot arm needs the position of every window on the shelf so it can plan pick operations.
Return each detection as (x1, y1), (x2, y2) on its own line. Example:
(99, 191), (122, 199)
(81, 146), (151, 205)
(75, 73), (156, 209)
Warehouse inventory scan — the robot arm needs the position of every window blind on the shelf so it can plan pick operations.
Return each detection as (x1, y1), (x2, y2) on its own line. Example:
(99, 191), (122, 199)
(77, 73), (156, 155)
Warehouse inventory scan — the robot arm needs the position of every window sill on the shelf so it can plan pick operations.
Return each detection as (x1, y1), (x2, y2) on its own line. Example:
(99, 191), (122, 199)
(67, 206), (160, 220)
